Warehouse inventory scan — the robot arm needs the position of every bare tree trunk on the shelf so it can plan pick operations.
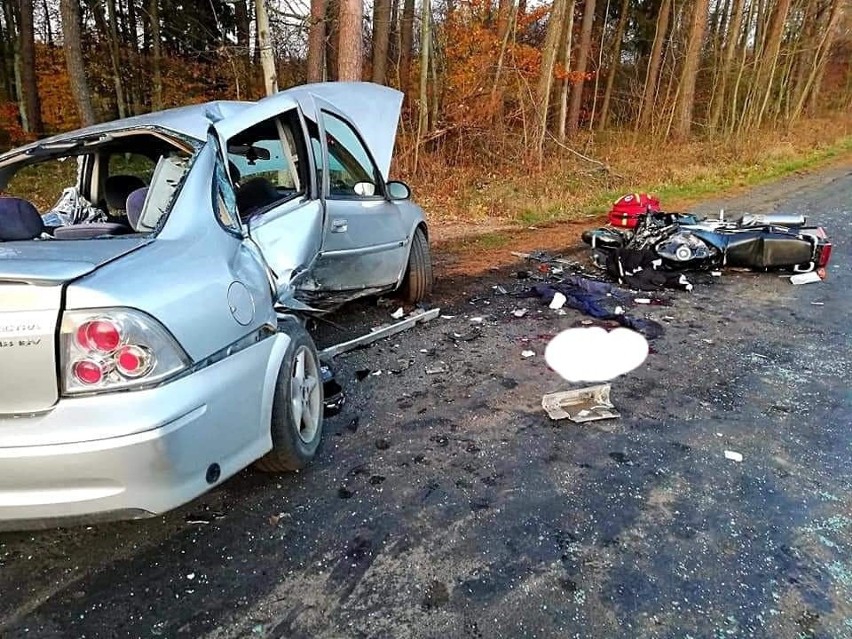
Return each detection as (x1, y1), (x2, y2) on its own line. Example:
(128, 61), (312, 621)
(490, 0), (518, 122)
(792, 0), (843, 121)
(556, 0), (576, 140)
(326, 0), (339, 80)
(372, 0), (391, 83)
(636, 0), (671, 131)
(42, 0), (53, 45)
(60, 0), (96, 125)
(671, 0), (710, 138)
(307, 0), (327, 82)
(535, 0), (569, 157)
(399, 0), (414, 92)
(750, 0), (792, 128)
(18, 0), (42, 133)
(337, 0), (363, 80)
(256, 0), (278, 94)
(235, 0), (252, 91)
(598, 0), (629, 129)
(149, 0), (162, 108)
(106, 0), (127, 118)
(708, 0), (745, 130)
(414, 0), (430, 170)
(565, 0), (595, 131)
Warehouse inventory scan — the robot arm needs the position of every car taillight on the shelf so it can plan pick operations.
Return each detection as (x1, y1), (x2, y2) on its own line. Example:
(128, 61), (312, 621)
(60, 309), (189, 395)
(817, 241), (832, 268)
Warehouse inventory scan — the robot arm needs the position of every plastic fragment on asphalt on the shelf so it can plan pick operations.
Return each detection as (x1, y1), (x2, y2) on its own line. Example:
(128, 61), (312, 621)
(634, 298), (651, 304)
(711, 271), (722, 277)
(790, 272), (822, 285)
(493, 285), (508, 295)
(522, 350), (535, 358)
(470, 316), (484, 323)
(542, 384), (620, 423)
(320, 308), (441, 358)
(426, 364), (447, 374)
(513, 308), (528, 318)
(549, 292), (567, 310)
(811, 301), (824, 306)
(724, 450), (743, 462)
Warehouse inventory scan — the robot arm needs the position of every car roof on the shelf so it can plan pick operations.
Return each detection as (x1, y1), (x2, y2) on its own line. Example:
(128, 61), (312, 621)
(0, 101), (252, 163)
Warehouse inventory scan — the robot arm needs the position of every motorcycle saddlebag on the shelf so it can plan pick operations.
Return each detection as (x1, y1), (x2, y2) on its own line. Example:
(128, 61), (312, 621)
(608, 193), (661, 228)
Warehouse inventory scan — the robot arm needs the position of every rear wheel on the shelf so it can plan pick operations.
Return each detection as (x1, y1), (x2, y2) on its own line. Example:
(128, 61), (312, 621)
(399, 227), (433, 303)
(255, 321), (324, 473)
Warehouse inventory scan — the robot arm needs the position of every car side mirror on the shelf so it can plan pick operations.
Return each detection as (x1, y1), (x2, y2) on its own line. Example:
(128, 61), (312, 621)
(353, 181), (376, 197)
(387, 181), (411, 201)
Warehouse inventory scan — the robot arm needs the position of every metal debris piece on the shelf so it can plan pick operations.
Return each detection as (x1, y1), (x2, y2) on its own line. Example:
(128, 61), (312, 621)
(512, 308), (528, 318)
(391, 307), (405, 319)
(320, 308), (440, 358)
(549, 292), (567, 310)
(521, 350), (535, 358)
(790, 272), (822, 285)
(493, 285), (508, 295)
(724, 450), (743, 462)
(426, 364), (447, 374)
(542, 384), (620, 423)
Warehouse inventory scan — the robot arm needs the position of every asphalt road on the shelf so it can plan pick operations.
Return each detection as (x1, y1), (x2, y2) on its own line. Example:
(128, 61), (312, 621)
(1, 165), (850, 639)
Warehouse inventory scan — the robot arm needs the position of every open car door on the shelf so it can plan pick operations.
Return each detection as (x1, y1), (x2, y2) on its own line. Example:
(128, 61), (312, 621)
(211, 93), (323, 306)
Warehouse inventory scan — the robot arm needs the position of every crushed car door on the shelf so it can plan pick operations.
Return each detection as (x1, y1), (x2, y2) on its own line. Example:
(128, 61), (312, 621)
(307, 103), (408, 292)
(212, 96), (322, 304)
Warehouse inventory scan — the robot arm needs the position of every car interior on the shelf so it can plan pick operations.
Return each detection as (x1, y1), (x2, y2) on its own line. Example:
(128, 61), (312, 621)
(0, 132), (191, 242)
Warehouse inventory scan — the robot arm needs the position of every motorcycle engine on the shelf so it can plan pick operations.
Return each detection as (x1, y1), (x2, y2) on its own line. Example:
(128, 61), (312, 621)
(656, 231), (717, 263)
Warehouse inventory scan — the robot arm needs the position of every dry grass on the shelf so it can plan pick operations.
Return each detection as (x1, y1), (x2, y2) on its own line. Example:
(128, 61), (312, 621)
(395, 114), (852, 233)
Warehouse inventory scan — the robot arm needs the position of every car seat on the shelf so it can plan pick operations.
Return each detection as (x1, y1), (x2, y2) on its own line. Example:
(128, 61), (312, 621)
(236, 176), (279, 219)
(104, 175), (146, 216)
(0, 196), (45, 241)
(125, 187), (149, 231)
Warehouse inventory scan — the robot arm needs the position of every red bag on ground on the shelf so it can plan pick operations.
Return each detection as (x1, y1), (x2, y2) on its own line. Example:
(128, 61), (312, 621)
(608, 192), (661, 228)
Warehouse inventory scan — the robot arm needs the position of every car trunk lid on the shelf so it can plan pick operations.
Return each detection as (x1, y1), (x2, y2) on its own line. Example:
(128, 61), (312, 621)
(0, 238), (151, 415)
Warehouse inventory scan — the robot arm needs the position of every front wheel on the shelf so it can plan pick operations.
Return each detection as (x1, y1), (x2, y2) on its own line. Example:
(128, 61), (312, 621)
(255, 320), (324, 473)
(398, 227), (433, 304)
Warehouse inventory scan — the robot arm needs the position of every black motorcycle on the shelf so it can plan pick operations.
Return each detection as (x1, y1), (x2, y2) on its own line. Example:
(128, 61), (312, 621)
(582, 211), (832, 273)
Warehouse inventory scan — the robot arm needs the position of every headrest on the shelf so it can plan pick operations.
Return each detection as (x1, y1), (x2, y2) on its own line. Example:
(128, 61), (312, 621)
(105, 175), (146, 211)
(0, 196), (45, 241)
(126, 187), (149, 231)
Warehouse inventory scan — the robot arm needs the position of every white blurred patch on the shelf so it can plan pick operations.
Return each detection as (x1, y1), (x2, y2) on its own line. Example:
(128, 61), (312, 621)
(544, 327), (649, 382)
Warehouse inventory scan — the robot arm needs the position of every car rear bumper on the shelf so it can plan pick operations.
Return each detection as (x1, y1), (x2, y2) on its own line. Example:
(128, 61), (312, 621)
(0, 335), (286, 530)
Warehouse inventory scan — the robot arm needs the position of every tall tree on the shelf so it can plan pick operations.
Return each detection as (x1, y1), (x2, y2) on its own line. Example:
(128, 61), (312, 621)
(749, 0), (792, 127)
(636, 0), (671, 131)
(372, 0), (391, 83)
(18, 0), (42, 133)
(792, 0), (844, 120)
(535, 0), (569, 156)
(708, 0), (745, 130)
(106, 0), (128, 118)
(60, 0), (96, 125)
(416, 0), (430, 157)
(556, 0), (576, 140)
(598, 0), (630, 129)
(671, 0), (709, 138)
(149, 0), (162, 108)
(566, 0), (596, 132)
(399, 0), (414, 91)
(306, 0), (326, 82)
(337, 0), (362, 80)
(256, 0), (278, 94)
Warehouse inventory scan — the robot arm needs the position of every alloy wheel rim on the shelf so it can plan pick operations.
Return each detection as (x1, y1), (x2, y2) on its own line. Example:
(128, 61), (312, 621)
(290, 346), (321, 443)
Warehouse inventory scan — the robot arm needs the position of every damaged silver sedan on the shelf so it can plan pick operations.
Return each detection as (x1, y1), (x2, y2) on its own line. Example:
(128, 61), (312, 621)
(0, 82), (432, 529)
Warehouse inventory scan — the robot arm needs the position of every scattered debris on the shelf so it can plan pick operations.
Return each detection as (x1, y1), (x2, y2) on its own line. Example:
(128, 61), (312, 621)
(542, 384), (620, 423)
(391, 307), (405, 319)
(320, 308), (440, 358)
(634, 298), (651, 304)
(711, 271), (722, 277)
(521, 350), (535, 358)
(426, 363), (447, 374)
(724, 450), (744, 462)
(811, 301), (824, 306)
(790, 272), (822, 285)
(493, 285), (508, 295)
(512, 308), (528, 318)
(549, 292), (567, 310)
(469, 316), (484, 324)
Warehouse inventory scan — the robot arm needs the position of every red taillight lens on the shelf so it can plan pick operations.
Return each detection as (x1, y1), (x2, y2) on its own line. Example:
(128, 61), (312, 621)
(115, 345), (153, 378)
(817, 242), (832, 268)
(61, 309), (189, 395)
(75, 319), (122, 353)
(72, 360), (105, 385)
